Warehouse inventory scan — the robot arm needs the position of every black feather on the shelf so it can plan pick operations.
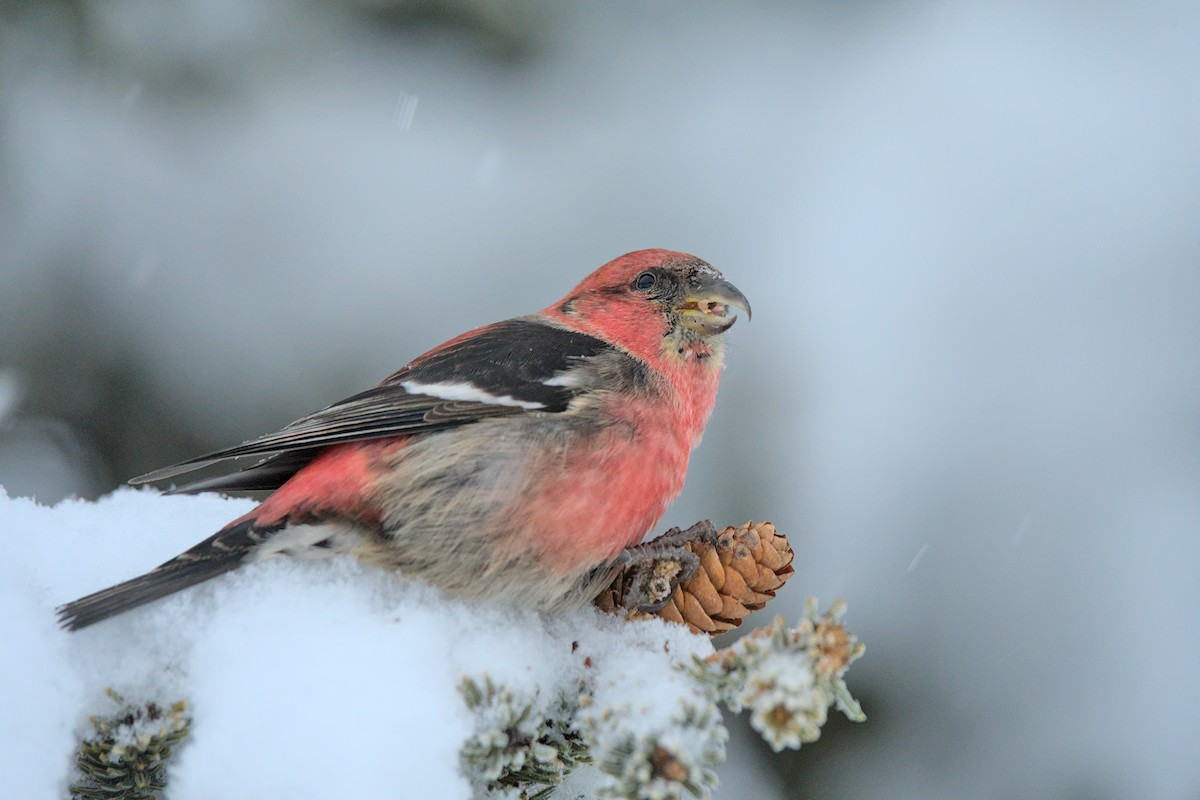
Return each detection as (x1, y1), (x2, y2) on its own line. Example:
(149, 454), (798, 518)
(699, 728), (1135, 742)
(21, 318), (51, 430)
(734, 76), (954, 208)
(397, 317), (613, 410)
(130, 318), (618, 487)
(164, 450), (322, 495)
(57, 519), (276, 630)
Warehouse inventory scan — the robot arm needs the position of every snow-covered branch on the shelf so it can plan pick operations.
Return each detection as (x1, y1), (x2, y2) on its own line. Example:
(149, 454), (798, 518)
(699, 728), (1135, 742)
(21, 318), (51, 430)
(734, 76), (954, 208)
(0, 489), (864, 800)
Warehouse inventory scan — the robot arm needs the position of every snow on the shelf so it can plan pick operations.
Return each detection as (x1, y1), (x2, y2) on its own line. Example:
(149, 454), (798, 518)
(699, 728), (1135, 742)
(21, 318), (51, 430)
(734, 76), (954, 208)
(0, 487), (725, 800)
(0, 558), (82, 800)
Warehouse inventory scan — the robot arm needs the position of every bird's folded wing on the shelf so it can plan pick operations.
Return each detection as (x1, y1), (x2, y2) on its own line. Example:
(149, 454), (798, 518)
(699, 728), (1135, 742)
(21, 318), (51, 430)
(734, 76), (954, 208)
(130, 317), (620, 489)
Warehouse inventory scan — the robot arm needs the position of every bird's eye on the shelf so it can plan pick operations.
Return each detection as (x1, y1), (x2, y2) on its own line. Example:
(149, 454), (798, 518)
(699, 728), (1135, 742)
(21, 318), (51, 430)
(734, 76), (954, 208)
(633, 272), (657, 291)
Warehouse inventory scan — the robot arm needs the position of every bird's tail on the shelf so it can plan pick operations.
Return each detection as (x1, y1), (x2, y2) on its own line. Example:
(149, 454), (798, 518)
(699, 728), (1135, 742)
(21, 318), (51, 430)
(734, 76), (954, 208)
(57, 518), (273, 631)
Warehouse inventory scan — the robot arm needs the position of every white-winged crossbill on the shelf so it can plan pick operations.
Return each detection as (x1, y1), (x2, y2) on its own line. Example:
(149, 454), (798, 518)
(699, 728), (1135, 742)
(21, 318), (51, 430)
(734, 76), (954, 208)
(59, 249), (750, 630)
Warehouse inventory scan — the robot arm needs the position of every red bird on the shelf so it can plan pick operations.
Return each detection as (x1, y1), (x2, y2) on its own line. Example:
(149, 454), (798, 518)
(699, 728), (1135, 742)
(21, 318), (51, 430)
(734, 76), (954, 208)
(59, 250), (750, 630)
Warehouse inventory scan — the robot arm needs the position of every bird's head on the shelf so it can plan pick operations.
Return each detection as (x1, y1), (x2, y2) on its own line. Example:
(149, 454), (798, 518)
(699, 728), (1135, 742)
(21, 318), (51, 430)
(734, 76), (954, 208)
(546, 249), (750, 365)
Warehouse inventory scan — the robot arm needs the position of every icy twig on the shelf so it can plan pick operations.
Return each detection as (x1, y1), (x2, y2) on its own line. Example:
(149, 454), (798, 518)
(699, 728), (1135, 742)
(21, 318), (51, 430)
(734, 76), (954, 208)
(689, 599), (865, 751)
(71, 689), (191, 800)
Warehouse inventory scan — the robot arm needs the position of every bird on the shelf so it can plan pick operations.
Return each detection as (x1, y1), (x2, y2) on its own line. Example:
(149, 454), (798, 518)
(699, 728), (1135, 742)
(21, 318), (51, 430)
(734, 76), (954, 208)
(58, 249), (750, 630)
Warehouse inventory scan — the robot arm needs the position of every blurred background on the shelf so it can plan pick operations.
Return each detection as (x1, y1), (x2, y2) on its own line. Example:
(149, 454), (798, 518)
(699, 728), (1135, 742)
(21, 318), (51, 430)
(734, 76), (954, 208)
(3, 1), (1199, 797)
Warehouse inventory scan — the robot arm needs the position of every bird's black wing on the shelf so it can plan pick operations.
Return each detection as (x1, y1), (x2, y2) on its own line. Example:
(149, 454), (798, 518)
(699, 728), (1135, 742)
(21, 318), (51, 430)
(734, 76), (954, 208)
(130, 318), (619, 491)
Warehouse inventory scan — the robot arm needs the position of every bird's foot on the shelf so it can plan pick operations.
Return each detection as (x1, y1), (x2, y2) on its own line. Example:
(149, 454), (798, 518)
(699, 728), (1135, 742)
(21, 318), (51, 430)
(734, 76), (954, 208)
(611, 521), (717, 613)
(647, 520), (720, 550)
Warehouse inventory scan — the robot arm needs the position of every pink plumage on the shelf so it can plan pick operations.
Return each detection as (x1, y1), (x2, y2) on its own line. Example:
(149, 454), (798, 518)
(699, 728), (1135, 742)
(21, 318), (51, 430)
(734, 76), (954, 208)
(59, 250), (750, 630)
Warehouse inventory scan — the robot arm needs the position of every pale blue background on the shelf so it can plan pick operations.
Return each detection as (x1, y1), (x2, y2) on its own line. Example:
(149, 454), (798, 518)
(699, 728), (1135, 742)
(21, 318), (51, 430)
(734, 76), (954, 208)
(2, 2), (1198, 797)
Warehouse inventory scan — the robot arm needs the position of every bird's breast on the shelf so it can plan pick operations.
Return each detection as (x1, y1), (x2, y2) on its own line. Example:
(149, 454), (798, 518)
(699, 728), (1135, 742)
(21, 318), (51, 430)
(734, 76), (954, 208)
(508, 396), (695, 573)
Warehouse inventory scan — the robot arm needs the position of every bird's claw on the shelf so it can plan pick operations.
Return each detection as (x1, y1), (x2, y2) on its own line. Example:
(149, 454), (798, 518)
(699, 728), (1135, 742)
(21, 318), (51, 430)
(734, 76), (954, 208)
(652, 520), (719, 550)
(612, 521), (717, 612)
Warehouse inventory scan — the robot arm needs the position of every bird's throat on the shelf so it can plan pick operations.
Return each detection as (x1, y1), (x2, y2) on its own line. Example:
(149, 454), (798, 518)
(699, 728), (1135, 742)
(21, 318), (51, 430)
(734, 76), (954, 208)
(661, 326), (726, 371)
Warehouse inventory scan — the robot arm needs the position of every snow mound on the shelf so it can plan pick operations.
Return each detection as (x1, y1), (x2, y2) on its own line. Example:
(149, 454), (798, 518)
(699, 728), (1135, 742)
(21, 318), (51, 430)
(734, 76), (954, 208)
(0, 488), (719, 799)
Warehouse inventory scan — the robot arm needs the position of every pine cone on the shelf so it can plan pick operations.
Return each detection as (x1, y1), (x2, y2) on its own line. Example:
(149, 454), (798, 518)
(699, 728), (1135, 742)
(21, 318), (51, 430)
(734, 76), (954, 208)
(596, 521), (795, 636)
